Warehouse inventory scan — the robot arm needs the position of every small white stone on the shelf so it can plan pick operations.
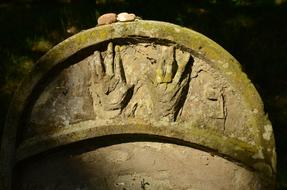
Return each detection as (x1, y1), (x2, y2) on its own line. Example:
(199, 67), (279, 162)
(117, 12), (136, 22)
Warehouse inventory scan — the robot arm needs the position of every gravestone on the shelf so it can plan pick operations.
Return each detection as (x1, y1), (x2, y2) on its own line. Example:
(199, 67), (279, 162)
(0, 20), (276, 189)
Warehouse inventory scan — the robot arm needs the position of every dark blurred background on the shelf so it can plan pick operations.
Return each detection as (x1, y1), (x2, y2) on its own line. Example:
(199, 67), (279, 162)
(0, 0), (286, 189)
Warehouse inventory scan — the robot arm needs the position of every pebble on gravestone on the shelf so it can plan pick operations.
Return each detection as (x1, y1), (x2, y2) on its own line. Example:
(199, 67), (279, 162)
(97, 13), (117, 25)
(117, 12), (136, 22)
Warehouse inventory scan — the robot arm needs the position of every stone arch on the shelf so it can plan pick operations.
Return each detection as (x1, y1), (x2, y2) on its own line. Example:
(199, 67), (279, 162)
(0, 20), (276, 189)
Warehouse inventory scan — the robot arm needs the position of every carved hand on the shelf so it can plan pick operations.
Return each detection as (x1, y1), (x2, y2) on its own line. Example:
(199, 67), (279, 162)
(91, 42), (133, 112)
(149, 46), (191, 122)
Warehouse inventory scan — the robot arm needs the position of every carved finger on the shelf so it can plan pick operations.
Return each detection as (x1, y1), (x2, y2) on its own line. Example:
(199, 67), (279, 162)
(93, 51), (104, 79)
(104, 42), (114, 77)
(156, 46), (167, 84)
(173, 50), (191, 84)
(163, 46), (175, 83)
(114, 45), (126, 83)
(168, 74), (189, 103)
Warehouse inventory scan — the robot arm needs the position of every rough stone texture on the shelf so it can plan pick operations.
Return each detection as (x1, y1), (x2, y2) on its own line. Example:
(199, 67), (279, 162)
(16, 142), (265, 190)
(0, 20), (276, 189)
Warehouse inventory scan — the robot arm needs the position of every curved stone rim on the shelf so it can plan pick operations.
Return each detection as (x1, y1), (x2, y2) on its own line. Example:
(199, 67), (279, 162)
(0, 20), (276, 189)
(14, 121), (260, 166)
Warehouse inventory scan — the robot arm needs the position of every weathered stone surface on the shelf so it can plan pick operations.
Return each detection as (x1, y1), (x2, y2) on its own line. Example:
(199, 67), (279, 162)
(97, 13), (117, 25)
(0, 20), (276, 189)
(16, 142), (267, 190)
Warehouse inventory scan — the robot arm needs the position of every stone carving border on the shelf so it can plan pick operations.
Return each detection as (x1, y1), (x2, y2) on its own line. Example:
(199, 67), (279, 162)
(0, 20), (276, 189)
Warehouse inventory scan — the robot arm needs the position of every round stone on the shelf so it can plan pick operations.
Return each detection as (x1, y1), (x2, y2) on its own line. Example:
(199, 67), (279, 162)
(117, 12), (136, 22)
(97, 13), (117, 25)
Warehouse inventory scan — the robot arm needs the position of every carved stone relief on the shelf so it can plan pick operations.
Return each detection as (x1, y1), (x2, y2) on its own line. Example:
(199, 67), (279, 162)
(89, 42), (134, 119)
(0, 21), (275, 190)
(27, 41), (254, 143)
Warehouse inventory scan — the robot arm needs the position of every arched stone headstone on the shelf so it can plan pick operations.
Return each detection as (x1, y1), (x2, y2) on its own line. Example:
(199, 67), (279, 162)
(0, 20), (276, 189)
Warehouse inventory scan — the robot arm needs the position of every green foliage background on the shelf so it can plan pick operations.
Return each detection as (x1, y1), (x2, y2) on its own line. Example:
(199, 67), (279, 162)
(0, 0), (286, 189)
